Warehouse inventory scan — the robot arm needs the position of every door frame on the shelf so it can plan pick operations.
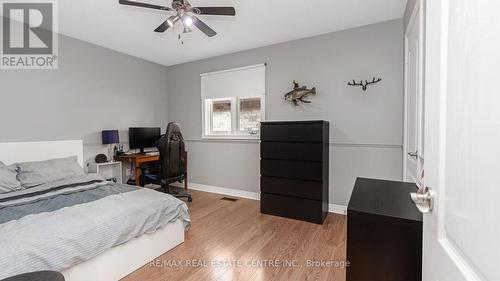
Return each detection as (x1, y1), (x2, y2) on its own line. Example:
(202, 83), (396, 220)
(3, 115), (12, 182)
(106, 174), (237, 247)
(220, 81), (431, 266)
(403, 0), (425, 182)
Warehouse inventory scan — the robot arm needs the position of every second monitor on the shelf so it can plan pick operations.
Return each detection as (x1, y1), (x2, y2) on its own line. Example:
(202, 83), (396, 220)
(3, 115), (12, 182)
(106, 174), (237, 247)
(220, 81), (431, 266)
(129, 127), (161, 153)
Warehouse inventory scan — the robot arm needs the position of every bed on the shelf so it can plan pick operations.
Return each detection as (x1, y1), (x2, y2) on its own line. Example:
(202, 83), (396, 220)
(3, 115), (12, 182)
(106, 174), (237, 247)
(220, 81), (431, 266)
(0, 140), (190, 281)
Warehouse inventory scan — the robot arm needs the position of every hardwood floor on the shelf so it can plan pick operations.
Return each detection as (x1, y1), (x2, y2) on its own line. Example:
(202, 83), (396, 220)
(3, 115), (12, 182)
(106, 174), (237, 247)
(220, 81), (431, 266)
(122, 190), (347, 281)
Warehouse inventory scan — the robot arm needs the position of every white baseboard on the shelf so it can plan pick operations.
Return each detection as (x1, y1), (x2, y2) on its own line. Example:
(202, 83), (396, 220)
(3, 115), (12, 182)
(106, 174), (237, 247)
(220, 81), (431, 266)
(328, 204), (347, 215)
(173, 182), (347, 216)
(172, 182), (260, 201)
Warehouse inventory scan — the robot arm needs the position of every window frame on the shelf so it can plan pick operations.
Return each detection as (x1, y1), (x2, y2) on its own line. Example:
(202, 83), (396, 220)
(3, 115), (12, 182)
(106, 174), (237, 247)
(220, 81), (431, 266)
(202, 95), (265, 140)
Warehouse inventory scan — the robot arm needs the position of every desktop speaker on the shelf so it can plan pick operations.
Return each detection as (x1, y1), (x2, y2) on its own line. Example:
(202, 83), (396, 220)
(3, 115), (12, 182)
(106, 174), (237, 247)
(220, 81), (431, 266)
(95, 154), (108, 163)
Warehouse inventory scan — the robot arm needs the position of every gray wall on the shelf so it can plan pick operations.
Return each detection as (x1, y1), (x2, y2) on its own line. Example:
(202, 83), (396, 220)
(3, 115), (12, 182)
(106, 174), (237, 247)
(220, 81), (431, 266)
(0, 31), (169, 167)
(166, 19), (404, 206)
(0, 18), (404, 207)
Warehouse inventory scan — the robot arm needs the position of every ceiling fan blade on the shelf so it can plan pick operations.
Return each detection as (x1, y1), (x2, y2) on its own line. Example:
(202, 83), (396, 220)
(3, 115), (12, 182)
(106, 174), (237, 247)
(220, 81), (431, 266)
(193, 17), (217, 37)
(194, 7), (235, 16)
(119, 0), (172, 11)
(154, 20), (170, 33)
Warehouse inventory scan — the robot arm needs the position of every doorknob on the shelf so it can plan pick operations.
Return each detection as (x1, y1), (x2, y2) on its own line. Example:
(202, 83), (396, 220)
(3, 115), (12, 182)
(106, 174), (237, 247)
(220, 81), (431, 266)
(410, 186), (433, 213)
(407, 151), (418, 158)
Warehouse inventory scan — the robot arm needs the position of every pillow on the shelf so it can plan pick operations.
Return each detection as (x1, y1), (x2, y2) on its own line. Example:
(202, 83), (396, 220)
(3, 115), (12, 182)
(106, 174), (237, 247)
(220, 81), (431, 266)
(0, 161), (22, 193)
(16, 156), (84, 188)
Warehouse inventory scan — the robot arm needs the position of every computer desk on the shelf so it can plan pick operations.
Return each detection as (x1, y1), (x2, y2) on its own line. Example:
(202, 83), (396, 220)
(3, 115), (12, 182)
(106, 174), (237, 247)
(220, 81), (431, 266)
(115, 152), (188, 189)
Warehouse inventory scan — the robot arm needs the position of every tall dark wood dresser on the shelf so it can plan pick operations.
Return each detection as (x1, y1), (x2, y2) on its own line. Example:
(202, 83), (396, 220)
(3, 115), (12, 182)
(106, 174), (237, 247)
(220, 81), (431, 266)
(347, 177), (423, 281)
(260, 120), (329, 224)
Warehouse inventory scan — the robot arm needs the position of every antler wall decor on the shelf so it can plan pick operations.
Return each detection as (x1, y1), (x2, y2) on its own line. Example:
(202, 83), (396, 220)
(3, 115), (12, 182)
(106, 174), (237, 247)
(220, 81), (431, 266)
(347, 77), (382, 91)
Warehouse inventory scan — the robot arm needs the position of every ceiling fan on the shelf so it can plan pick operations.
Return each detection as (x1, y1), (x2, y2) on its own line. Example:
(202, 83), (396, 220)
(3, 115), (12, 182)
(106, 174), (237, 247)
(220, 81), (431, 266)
(119, 0), (236, 37)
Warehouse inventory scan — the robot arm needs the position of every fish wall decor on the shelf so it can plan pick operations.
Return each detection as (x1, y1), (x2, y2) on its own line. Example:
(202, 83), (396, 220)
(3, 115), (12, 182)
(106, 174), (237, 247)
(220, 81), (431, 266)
(284, 81), (316, 106)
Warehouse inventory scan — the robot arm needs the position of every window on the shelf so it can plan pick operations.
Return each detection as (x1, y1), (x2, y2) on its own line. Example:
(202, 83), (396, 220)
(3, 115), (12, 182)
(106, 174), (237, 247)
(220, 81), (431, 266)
(211, 99), (232, 132)
(201, 64), (266, 139)
(203, 96), (264, 138)
(239, 97), (262, 134)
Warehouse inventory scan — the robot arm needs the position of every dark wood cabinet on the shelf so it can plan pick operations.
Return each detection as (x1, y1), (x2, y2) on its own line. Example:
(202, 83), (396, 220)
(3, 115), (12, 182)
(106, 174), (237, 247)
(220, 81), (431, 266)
(260, 120), (329, 224)
(347, 178), (423, 281)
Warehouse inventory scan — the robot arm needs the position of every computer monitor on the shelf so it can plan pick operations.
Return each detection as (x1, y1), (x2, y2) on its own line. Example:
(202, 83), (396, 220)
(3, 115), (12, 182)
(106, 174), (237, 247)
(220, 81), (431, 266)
(129, 127), (161, 153)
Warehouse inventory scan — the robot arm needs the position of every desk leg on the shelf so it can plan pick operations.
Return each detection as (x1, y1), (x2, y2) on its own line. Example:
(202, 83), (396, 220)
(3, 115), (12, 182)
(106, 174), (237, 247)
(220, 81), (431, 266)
(135, 166), (141, 186)
(183, 151), (188, 190)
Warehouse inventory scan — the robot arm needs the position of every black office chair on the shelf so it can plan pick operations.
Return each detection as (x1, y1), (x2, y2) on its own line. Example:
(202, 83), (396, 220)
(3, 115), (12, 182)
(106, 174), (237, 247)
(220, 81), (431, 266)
(140, 122), (192, 203)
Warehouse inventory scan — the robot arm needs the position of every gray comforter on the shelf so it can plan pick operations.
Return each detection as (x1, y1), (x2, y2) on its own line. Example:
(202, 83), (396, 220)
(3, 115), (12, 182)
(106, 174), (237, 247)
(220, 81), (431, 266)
(0, 174), (190, 279)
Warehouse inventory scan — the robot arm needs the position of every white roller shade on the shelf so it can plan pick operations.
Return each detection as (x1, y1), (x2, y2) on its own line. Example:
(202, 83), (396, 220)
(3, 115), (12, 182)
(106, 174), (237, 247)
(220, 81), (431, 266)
(201, 63), (266, 99)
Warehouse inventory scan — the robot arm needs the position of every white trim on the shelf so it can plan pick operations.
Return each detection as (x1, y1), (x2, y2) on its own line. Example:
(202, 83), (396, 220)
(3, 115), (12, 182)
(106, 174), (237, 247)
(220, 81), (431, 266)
(173, 182), (260, 200)
(403, 0), (424, 181)
(186, 138), (261, 144)
(403, 28), (409, 181)
(328, 204), (347, 215)
(439, 238), (484, 281)
(329, 142), (402, 149)
(184, 138), (403, 148)
(201, 135), (261, 141)
(173, 182), (347, 216)
(200, 63), (266, 77)
(437, 0), (449, 241)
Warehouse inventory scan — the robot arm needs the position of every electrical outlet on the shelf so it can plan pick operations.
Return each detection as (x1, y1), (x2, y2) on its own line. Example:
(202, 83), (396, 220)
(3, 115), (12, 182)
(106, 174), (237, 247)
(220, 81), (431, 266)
(126, 169), (132, 177)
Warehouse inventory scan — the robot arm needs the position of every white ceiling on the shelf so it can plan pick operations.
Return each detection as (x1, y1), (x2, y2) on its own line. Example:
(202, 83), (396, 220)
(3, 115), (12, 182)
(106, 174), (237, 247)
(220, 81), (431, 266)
(59, 0), (407, 66)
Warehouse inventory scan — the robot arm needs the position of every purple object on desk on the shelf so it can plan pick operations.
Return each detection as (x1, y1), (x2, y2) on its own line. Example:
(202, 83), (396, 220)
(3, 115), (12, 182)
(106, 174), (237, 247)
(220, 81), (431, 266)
(102, 130), (119, 144)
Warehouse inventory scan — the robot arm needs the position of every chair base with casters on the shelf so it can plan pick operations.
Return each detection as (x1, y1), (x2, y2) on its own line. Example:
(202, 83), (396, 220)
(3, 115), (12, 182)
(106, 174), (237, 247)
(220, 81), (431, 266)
(141, 171), (192, 203)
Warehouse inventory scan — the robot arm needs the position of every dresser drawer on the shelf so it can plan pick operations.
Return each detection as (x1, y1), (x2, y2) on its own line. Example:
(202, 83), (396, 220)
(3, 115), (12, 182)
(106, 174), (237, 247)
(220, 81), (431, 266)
(261, 123), (326, 143)
(260, 142), (324, 162)
(261, 176), (322, 200)
(261, 193), (325, 224)
(261, 159), (322, 181)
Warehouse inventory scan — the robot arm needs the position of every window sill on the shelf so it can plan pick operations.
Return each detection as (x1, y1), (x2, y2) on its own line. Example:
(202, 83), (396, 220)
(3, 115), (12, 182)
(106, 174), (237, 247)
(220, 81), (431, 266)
(201, 135), (260, 142)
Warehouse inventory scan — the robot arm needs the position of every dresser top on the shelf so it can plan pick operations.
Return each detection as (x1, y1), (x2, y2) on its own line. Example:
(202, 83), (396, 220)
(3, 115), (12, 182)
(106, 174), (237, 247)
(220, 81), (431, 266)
(261, 120), (329, 125)
(348, 177), (422, 223)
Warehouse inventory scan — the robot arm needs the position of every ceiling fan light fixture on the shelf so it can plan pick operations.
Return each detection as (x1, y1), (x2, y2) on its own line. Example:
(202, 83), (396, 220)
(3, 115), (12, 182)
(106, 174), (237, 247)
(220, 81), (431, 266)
(167, 15), (179, 27)
(183, 27), (192, 33)
(182, 14), (194, 27)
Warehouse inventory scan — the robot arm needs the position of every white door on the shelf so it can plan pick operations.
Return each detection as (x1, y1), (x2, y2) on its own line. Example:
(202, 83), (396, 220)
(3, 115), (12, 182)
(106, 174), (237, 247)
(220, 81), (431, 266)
(421, 0), (500, 280)
(404, 0), (425, 183)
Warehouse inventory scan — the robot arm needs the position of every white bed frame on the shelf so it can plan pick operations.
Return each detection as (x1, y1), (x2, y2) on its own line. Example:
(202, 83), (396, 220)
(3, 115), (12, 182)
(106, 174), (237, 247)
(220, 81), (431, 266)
(0, 140), (185, 281)
(62, 220), (184, 281)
